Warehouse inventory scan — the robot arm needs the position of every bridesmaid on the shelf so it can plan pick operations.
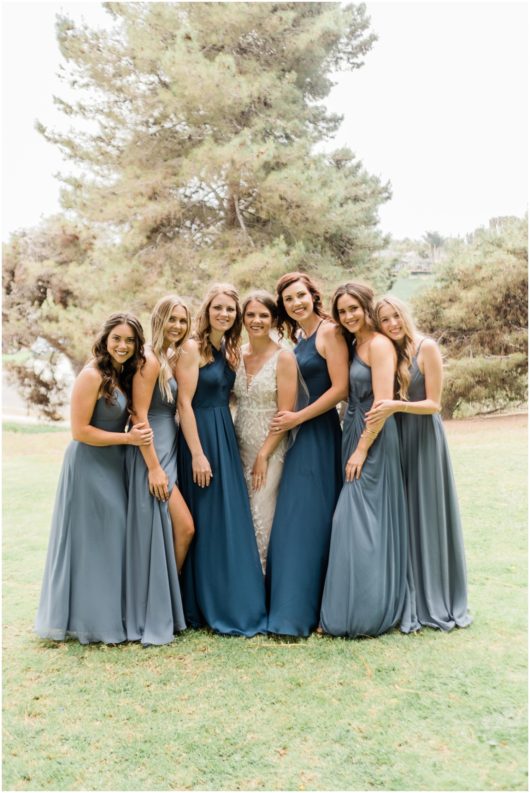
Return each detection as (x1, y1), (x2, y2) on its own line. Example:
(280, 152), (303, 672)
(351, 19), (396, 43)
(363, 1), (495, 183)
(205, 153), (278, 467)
(35, 313), (153, 644)
(125, 295), (195, 646)
(267, 272), (349, 637)
(320, 283), (408, 638)
(176, 283), (267, 636)
(369, 295), (472, 632)
(233, 291), (298, 574)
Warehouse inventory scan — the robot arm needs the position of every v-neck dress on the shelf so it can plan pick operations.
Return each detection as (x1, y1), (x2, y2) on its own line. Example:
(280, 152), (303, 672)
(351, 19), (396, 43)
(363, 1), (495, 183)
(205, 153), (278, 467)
(177, 345), (267, 636)
(233, 348), (286, 573)
(266, 328), (343, 636)
(398, 347), (472, 632)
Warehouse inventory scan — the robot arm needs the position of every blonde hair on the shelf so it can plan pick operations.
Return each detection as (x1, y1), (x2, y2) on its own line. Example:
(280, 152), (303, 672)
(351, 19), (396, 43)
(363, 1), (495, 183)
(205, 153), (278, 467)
(151, 295), (191, 402)
(374, 295), (417, 400)
(194, 283), (242, 370)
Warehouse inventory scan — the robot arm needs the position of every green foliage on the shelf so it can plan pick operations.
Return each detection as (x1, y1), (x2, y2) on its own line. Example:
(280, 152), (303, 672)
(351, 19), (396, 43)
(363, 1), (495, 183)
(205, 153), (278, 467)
(413, 216), (528, 417)
(4, 3), (394, 415)
(3, 418), (527, 790)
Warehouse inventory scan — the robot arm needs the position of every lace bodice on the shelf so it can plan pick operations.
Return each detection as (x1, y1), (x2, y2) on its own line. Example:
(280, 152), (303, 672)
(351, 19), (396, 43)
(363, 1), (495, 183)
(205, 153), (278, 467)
(233, 347), (287, 573)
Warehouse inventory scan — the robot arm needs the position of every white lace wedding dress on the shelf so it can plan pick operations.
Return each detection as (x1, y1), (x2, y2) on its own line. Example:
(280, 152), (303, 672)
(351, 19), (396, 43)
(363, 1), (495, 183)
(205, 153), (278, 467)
(234, 348), (287, 574)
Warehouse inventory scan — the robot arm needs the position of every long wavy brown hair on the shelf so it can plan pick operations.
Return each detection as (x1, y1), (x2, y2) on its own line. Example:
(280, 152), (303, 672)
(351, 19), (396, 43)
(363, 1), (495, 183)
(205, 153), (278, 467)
(194, 283), (242, 370)
(374, 295), (417, 400)
(331, 282), (376, 349)
(275, 272), (330, 343)
(150, 294), (191, 402)
(91, 312), (146, 411)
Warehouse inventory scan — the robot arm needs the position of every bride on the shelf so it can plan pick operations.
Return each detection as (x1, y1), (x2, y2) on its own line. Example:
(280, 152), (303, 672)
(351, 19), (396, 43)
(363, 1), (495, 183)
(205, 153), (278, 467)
(233, 291), (297, 573)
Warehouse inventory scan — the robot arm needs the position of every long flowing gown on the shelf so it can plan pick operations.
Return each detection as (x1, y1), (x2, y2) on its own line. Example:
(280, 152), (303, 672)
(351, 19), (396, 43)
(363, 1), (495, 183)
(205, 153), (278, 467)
(266, 329), (343, 637)
(125, 377), (186, 645)
(320, 353), (408, 637)
(35, 392), (129, 644)
(399, 351), (472, 632)
(233, 348), (287, 574)
(177, 345), (267, 636)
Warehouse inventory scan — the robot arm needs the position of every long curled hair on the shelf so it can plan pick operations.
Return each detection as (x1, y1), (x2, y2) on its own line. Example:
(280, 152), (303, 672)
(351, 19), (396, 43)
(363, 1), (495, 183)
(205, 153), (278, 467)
(331, 282), (376, 349)
(91, 312), (146, 411)
(150, 294), (191, 402)
(275, 272), (330, 343)
(194, 283), (242, 370)
(241, 290), (279, 327)
(374, 295), (417, 400)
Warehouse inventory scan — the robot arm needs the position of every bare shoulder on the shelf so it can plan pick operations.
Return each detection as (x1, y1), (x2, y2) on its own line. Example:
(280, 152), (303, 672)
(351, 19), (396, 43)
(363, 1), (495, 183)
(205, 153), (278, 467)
(277, 348), (297, 372)
(418, 336), (439, 354)
(370, 333), (395, 354)
(177, 338), (200, 365)
(142, 349), (161, 374)
(320, 320), (342, 340)
(77, 364), (103, 386)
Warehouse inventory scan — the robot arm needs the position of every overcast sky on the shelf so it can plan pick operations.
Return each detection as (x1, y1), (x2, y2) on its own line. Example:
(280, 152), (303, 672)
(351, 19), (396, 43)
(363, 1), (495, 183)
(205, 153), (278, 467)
(2, 1), (528, 241)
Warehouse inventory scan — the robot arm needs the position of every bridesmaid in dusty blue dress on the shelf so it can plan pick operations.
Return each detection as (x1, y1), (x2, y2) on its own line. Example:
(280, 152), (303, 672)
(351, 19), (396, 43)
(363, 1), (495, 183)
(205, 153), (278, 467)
(35, 313), (153, 644)
(125, 295), (195, 645)
(267, 273), (349, 637)
(176, 283), (267, 636)
(368, 295), (472, 632)
(320, 283), (408, 638)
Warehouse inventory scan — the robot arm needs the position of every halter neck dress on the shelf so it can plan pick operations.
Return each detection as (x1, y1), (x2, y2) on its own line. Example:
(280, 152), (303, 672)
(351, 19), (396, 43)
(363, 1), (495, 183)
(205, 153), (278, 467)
(125, 377), (186, 645)
(177, 345), (267, 636)
(320, 351), (408, 637)
(399, 342), (472, 632)
(36, 391), (129, 644)
(266, 325), (342, 636)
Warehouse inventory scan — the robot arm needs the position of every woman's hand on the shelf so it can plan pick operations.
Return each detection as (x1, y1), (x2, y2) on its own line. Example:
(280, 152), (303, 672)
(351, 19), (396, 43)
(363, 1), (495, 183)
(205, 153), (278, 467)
(345, 448), (367, 481)
(252, 453), (268, 491)
(192, 453), (212, 488)
(270, 410), (299, 433)
(365, 400), (396, 426)
(149, 465), (169, 501)
(128, 422), (154, 446)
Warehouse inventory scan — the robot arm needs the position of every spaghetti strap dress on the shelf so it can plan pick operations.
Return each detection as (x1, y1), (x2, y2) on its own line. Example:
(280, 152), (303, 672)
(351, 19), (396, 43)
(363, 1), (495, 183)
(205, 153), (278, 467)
(125, 377), (186, 645)
(398, 347), (472, 632)
(177, 346), (267, 636)
(266, 328), (342, 637)
(35, 391), (129, 644)
(320, 353), (408, 637)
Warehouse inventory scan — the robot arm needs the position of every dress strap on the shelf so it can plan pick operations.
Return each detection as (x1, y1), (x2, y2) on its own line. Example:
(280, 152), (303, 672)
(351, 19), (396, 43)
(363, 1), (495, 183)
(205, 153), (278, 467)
(415, 338), (426, 357)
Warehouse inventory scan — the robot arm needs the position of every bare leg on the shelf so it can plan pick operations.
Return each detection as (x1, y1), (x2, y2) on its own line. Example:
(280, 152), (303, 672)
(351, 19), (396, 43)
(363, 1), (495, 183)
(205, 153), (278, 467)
(168, 486), (195, 573)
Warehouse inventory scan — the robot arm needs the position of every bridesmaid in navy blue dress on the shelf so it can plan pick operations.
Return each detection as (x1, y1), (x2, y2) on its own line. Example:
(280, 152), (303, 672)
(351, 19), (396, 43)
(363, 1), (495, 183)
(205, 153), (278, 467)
(176, 283), (267, 636)
(36, 313), (153, 644)
(125, 295), (195, 645)
(320, 284), (408, 637)
(368, 295), (472, 632)
(267, 273), (349, 637)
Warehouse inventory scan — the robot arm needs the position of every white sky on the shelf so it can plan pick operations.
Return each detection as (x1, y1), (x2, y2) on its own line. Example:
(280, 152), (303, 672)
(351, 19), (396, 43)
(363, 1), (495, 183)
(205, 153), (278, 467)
(1, 1), (528, 241)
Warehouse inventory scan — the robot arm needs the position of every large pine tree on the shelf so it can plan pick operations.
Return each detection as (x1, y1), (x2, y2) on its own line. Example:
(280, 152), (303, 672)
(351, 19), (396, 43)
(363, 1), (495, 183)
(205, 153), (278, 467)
(39, 2), (389, 296)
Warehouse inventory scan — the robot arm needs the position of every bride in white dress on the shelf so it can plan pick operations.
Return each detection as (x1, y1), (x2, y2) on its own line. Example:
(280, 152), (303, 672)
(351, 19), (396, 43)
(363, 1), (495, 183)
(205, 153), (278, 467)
(234, 291), (298, 573)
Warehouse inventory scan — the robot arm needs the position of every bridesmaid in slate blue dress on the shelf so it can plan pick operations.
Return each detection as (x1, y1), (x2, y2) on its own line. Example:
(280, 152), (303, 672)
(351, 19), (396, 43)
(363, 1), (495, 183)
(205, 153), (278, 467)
(267, 273), (349, 637)
(35, 313), (153, 644)
(125, 295), (195, 645)
(368, 295), (472, 632)
(176, 283), (267, 636)
(320, 283), (408, 638)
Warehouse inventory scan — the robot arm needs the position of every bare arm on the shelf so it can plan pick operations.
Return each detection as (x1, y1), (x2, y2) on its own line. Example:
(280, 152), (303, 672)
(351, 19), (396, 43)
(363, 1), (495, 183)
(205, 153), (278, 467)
(132, 352), (171, 501)
(252, 350), (297, 491)
(365, 338), (442, 425)
(71, 367), (153, 447)
(346, 335), (396, 481)
(175, 340), (212, 488)
(270, 323), (349, 432)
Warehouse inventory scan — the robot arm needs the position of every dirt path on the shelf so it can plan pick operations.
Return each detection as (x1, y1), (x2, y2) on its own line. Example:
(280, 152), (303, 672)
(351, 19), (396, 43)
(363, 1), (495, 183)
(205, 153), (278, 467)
(444, 412), (527, 432)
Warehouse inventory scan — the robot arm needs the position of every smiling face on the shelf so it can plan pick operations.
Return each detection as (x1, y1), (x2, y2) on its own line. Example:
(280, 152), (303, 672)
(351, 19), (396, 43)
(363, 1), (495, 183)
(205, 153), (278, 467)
(164, 304), (189, 346)
(243, 299), (274, 339)
(208, 292), (237, 333)
(377, 302), (405, 343)
(336, 293), (367, 336)
(106, 323), (136, 368)
(280, 280), (315, 324)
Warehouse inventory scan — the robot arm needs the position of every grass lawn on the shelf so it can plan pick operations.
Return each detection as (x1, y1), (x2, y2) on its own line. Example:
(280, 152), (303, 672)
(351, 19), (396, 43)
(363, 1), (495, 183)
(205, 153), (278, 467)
(2, 416), (527, 791)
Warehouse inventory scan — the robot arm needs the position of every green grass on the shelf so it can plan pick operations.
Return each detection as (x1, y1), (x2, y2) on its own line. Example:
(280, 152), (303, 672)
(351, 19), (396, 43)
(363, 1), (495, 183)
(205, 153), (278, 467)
(3, 417), (527, 790)
(2, 422), (68, 434)
(391, 273), (435, 302)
